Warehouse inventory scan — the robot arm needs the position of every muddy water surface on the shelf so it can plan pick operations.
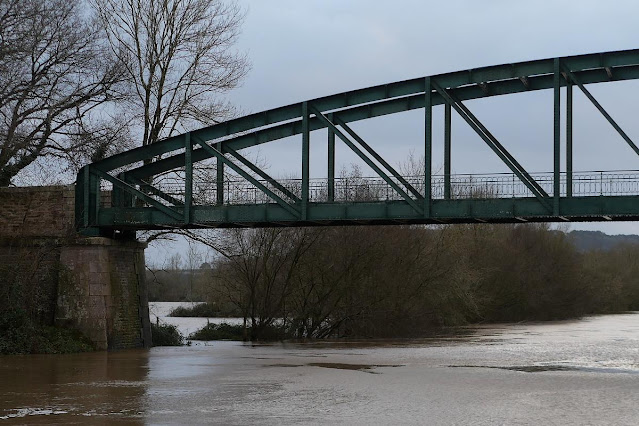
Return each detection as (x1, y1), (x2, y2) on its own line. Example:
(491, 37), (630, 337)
(1, 311), (639, 425)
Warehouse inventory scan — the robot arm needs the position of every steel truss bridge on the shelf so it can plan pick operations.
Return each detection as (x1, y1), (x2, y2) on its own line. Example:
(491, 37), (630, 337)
(77, 49), (639, 236)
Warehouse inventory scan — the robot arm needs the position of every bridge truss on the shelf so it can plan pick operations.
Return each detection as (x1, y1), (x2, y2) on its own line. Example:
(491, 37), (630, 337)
(76, 49), (639, 235)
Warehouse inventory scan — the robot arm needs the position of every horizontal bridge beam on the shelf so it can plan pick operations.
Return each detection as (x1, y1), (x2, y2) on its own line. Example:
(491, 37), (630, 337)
(96, 195), (639, 230)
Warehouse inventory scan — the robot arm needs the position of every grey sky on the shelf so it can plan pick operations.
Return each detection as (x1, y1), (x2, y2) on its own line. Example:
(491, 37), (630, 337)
(147, 0), (639, 264)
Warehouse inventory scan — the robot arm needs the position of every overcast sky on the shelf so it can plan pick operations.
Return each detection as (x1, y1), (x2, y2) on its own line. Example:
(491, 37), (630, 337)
(149, 0), (639, 263)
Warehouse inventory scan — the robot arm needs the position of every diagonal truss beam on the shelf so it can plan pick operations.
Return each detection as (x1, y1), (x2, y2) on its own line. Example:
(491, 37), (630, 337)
(309, 104), (424, 215)
(225, 146), (301, 203)
(194, 137), (301, 218)
(127, 175), (185, 207)
(562, 66), (639, 156)
(431, 80), (552, 210)
(332, 116), (423, 200)
(92, 169), (184, 221)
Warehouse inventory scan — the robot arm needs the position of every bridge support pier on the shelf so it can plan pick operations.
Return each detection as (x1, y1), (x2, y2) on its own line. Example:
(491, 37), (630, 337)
(0, 185), (151, 351)
(56, 237), (151, 350)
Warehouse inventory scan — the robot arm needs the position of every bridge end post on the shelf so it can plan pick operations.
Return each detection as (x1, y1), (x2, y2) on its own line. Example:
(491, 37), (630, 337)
(75, 165), (105, 237)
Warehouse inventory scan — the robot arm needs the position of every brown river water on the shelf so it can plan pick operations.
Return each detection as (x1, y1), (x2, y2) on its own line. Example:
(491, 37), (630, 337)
(1, 307), (639, 425)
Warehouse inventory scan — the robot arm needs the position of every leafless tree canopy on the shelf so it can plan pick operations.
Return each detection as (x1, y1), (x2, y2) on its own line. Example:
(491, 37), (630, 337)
(0, 0), (249, 186)
(0, 0), (127, 186)
(92, 0), (250, 147)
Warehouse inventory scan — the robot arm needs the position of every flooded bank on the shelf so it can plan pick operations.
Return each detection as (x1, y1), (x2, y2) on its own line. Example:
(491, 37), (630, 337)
(1, 310), (638, 424)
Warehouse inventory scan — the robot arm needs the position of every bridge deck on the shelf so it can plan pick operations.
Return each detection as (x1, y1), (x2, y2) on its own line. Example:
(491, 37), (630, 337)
(95, 170), (639, 230)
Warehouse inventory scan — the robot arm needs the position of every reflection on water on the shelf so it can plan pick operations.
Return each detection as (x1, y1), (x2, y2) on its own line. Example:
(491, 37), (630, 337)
(0, 351), (148, 423)
(1, 311), (639, 425)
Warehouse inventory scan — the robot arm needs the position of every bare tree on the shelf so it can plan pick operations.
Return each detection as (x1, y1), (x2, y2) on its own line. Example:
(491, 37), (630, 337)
(0, 0), (127, 186)
(92, 0), (250, 149)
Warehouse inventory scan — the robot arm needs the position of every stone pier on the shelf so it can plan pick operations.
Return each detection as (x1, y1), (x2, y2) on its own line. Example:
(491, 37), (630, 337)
(0, 185), (151, 350)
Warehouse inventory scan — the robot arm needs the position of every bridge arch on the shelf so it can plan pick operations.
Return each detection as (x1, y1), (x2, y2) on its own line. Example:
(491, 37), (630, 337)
(77, 49), (639, 235)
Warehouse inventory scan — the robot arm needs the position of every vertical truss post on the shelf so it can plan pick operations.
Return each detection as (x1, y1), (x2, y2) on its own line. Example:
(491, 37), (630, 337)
(80, 165), (90, 227)
(424, 77), (432, 217)
(83, 165), (100, 226)
(113, 172), (133, 208)
(76, 165), (103, 235)
(216, 142), (224, 205)
(112, 172), (123, 207)
(444, 102), (452, 200)
(91, 166), (100, 225)
(93, 171), (100, 223)
(184, 132), (192, 224)
(302, 101), (310, 220)
(327, 112), (335, 202)
(566, 80), (573, 198)
(553, 58), (561, 215)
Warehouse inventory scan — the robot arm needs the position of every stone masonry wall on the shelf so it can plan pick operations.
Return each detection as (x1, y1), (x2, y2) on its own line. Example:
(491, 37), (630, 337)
(0, 185), (151, 350)
(0, 243), (61, 326)
(57, 238), (150, 350)
(0, 186), (76, 239)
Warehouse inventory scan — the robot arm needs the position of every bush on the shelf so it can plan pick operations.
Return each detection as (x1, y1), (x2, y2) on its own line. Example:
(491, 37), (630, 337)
(188, 322), (291, 341)
(151, 322), (184, 346)
(0, 311), (94, 355)
(188, 322), (245, 340)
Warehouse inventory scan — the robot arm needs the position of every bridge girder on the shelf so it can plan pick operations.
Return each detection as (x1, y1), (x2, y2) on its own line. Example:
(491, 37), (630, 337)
(76, 49), (639, 235)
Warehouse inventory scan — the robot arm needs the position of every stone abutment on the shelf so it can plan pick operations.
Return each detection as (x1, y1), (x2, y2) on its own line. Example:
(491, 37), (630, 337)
(0, 185), (151, 350)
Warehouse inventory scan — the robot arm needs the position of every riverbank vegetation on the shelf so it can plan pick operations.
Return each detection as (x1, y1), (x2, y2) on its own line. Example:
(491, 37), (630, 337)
(0, 263), (94, 354)
(179, 224), (639, 341)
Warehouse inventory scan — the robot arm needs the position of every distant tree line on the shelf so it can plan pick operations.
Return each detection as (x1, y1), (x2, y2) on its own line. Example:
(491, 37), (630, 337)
(151, 224), (639, 341)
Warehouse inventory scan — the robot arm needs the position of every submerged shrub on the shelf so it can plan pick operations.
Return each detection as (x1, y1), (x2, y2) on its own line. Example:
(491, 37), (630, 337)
(189, 322), (291, 341)
(151, 322), (184, 346)
(189, 322), (245, 341)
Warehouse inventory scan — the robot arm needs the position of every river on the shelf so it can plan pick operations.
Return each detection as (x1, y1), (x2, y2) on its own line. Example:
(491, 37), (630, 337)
(1, 306), (638, 425)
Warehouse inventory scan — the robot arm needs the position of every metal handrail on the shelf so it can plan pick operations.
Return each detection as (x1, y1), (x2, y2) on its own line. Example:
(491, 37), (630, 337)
(129, 169), (639, 207)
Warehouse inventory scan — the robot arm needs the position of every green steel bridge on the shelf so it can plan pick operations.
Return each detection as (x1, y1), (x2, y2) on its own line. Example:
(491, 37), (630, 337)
(77, 49), (639, 236)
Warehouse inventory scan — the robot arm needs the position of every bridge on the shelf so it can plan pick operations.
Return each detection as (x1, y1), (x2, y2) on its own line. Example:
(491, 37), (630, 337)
(76, 49), (639, 236)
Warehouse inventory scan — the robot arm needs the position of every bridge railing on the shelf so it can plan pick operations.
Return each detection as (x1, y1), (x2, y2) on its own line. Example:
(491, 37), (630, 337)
(134, 170), (639, 207)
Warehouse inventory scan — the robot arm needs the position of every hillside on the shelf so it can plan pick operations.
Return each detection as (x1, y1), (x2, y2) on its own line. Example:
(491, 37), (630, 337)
(567, 230), (639, 252)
